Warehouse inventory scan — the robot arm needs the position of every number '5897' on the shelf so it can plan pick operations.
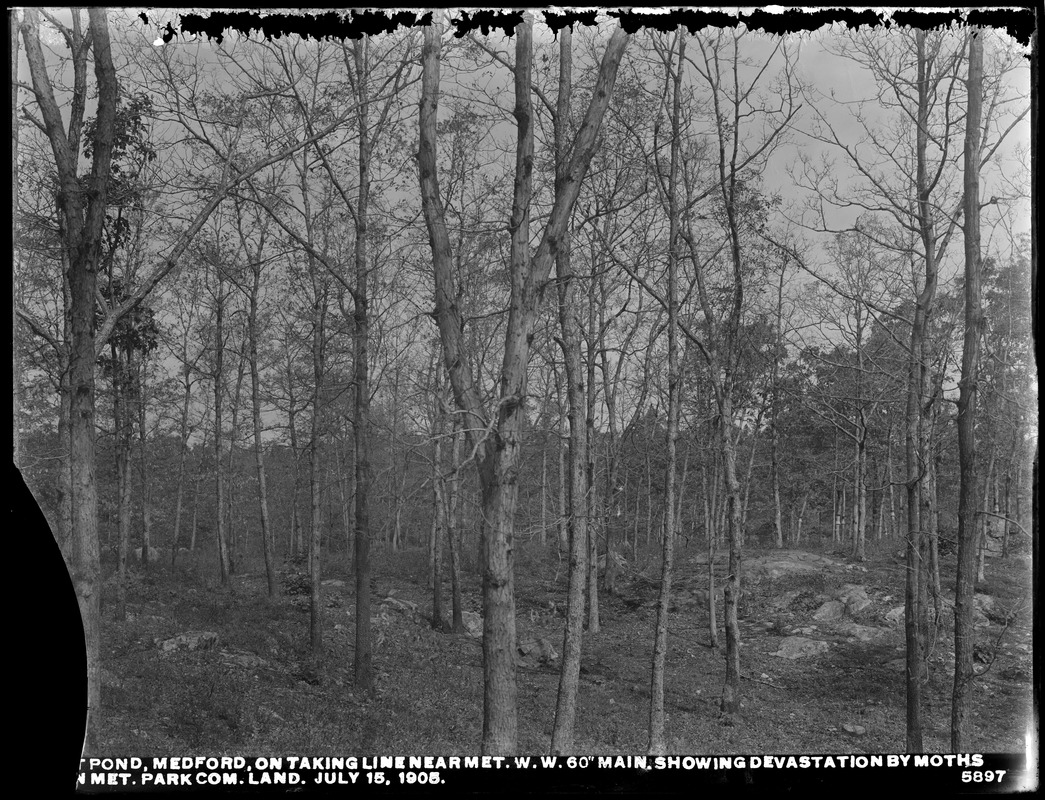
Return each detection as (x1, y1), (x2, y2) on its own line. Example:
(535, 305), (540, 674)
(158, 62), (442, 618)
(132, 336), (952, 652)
(961, 771), (1006, 783)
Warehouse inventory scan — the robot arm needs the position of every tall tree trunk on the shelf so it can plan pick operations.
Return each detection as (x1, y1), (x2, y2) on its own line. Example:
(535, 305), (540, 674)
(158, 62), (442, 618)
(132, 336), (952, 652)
(21, 7), (118, 753)
(904, 30), (944, 753)
(649, 30), (683, 756)
(352, 37), (374, 690)
(420, 16), (627, 754)
(551, 28), (589, 755)
(951, 32), (985, 749)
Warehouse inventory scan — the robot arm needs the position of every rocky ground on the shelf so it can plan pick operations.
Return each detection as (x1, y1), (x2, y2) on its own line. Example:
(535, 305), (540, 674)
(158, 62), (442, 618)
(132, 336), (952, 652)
(95, 539), (1034, 759)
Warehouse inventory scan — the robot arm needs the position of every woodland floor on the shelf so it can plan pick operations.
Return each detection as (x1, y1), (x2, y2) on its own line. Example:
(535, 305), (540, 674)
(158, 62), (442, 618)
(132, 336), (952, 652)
(94, 536), (1033, 759)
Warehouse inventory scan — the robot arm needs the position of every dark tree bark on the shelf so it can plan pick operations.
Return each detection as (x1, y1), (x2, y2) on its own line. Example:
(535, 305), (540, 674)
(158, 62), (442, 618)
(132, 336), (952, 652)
(952, 29), (985, 751)
(21, 7), (118, 754)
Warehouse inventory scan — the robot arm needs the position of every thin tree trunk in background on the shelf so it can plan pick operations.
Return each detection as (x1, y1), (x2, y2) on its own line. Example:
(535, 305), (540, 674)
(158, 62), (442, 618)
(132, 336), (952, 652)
(114, 344), (131, 620)
(190, 470), (200, 551)
(138, 363), (152, 569)
(928, 444), (942, 628)
(171, 367), (192, 567)
(796, 494), (809, 545)
(226, 334), (246, 573)
(213, 263), (231, 585)
(585, 280), (600, 634)
(247, 246), (278, 597)
(740, 424), (759, 536)
(771, 262), (786, 548)
(309, 278), (327, 654)
(558, 419), (568, 553)
(431, 387), (447, 629)
(286, 343), (302, 559)
(704, 467), (719, 649)
(447, 412), (464, 633)
(645, 448), (653, 549)
(1001, 468), (1011, 557)
(540, 445), (548, 547)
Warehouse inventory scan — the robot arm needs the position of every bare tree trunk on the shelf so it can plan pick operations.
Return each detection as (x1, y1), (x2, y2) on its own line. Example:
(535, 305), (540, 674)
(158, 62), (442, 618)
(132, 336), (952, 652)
(114, 345), (132, 620)
(951, 32), (985, 750)
(309, 283), (327, 654)
(540, 445), (548, 547)
(212, 255), (231, 585)
(137, 362), (152, 570)
(431, 378), (447, 629)
(649, 31), (683, 756)
(171, 366), (193, 567)
(551, 28), (589, 754)
(352, 38), (374, 690)
(582, 269), (601, 634)
(247, 248), (278, 597)
(447, 412), (465, 633)
(704, 468), (719, 649)
(421, 16), (626, 754)
(226, 334), (247, 573)
(21, 8), (117, 752)
(771, 262), (786, 548)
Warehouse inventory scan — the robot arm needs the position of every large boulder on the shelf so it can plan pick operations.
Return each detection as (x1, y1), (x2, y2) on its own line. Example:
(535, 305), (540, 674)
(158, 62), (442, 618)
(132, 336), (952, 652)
(770, 636), (830, 660)
(837, 584), (871, 614)
(743, 551), (848, 583)
(813, 600), (845, 621)
(157, 631), (218, 653)
(461, 610), (482, 639)
(835, 622), (887, 643)
(517, 636), (559, 668)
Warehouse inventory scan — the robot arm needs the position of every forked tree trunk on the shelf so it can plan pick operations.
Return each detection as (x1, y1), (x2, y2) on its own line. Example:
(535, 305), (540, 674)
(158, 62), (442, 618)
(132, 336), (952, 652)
(21, 8), (118, 752)
(550, 27), (590, 754)
(420, 16), (627, 754)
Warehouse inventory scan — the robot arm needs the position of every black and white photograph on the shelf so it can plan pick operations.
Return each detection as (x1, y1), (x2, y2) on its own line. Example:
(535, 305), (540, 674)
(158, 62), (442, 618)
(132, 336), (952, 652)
(11, 6), (1037, 793)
